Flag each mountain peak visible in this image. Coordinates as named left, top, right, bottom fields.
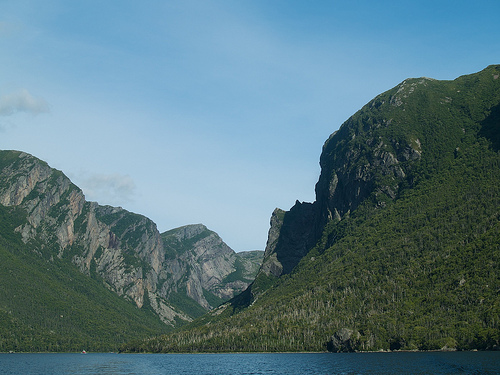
left=163, top=223, right=209, bottom=242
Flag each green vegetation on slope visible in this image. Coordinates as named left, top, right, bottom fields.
left=0, top=205, right=170, bottom=353
left=161, top=226, right=214, bottom=259
left=122, top=139, right=500, bottom=353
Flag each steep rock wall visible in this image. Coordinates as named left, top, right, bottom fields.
left=161, top=224, right=263, bottom=311
left=0, top=150, right=263, bottom=325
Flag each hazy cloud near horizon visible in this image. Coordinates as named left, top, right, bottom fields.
left=0, top=89, right=50, bottom=116
left=73, top=172, right=137, bottom=207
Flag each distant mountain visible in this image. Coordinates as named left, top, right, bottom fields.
left=160, top=224, right=263, bottom=317
left=123, top=65, right=500, bottom=353
left=0, top=151, right=263, bottom=351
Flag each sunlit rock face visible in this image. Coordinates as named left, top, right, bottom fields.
left=161, top=224, right=264, bottom=310
left=0, top=150, right=263, bottom=326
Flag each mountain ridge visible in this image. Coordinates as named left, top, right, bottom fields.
left=0, top=151, right=263, bottom=350
left=252, top=64, right=500, bottom=298
left=122, top=64, right=500, bottom=353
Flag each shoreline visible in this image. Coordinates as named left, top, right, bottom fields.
left=2, top=348, right=494, bottom=355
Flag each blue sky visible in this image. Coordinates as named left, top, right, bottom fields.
left=1, top=0, right=499, bottom=251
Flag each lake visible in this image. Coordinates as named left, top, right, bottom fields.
left=1, top=352, right=499, bottom=374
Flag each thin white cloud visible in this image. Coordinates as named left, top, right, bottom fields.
left=0, top=89, right=50, bottom=116
left=77, top=173, right=136, bottom=207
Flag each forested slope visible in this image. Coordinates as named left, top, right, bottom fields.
left=121, top=65, right=500, bottom=353
left=0, top=205, right=170, bottom=352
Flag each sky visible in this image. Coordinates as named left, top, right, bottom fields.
left=0, top=0, right=499, bottom=252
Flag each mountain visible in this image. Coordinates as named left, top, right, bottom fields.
left=160, top=224, right=263, bottom=317
left=122, top=65, right=500, bottom=353
left=0, top=151, right=263, bottom=351
left=0, top=198, right=170, bottom=352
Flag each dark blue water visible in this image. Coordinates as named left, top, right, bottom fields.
left=1, top=352, right=499, bottom=374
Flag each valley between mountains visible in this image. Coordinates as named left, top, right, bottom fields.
left=1, top=65, right=499, bottom=352
left=0, top=152, right=263, bottom=351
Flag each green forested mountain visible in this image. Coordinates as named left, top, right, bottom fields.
left=122, top=65, right=500, bottom=353
left=0, top=151, right=262, bottom=352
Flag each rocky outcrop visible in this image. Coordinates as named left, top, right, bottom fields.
left=70, top=203, right=167, bottom=312
left=161, top=224, right=263, bottom=312
left=326, top=328, right=361, bottom=353
left=0, top=150, right=263, bottom=326
left=315, top=109, right=422, bottom=223
left=260, top=203, right=320, bottom=277
left=260, top=208, right=285, bottom=277
left=0, top=151, right=86, bottom=255
left=0, top=151, right=171, bottom=320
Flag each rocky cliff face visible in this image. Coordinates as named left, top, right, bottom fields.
left=257, top=78, right=431, bottom=280
left=260, top=203, right=320, bottom=277
left=0, top=151, right=86, bottom=256
left=258, top=65, right=500, bottom=285
left=161, top=224, right=263, bottom=312
left=0, top=150, right=263, bottom=325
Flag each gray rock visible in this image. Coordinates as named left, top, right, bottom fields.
left=0, top=150, right=263, bottom=326
left=326, top=328, right=361, bottom=352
